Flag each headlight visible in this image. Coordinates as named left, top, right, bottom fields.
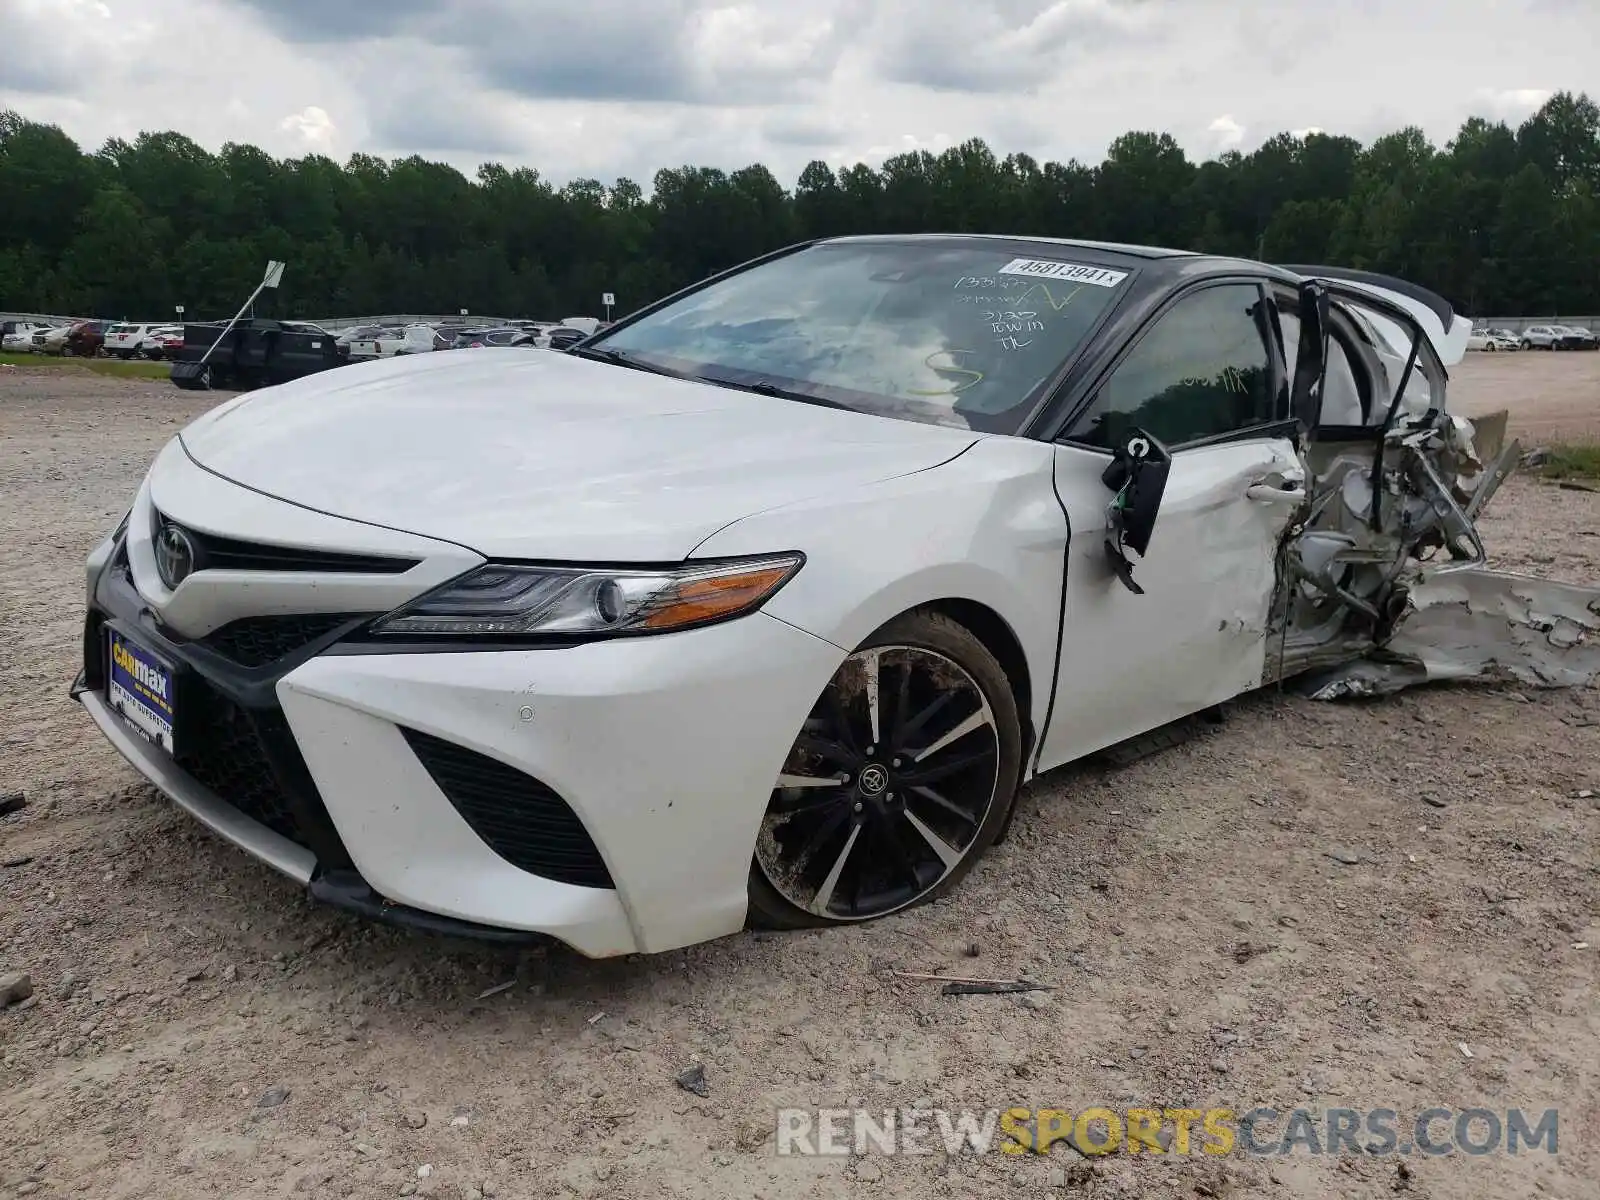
left=369, top=553, right=804, bottom=638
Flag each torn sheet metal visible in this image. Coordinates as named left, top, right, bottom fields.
left=1298, top=568, right=1600, bottom=699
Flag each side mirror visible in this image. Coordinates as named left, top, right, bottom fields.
left=1100, top=430, right=1171, bottom=595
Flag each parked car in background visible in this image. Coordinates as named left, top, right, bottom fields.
left=545, top=326, right=590, bottom=351
left=104, top=323, right=166, bottom=359
left=136, top=326, right=183, bottom=360
left=65, top=320, right=108, bottom=357
left=452, top=326, right=530, bottom=349
left=1520, top=324, right=1565, bottom=349
left=32, top=324, right=74, bottom=354
left=1486, top=328, right=1521, bottom=348
left=472, top=327, right=529, bottom=348
left=347, top=323, right=448, bottom=360
left=559, top=316, right=601, bottom=336
left=333, top=325, right=387, bottom=360
left=514, top=321, right=562, bottom=344
left=1, top=320, right=44, bottom=353
left=169, top=318, right=344, bottom=390
left=1466, top=327, right=1518, bottom=352
left=1552, top=324, right=1597, bottom=351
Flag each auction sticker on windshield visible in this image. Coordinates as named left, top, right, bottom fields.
left=106, top=628, right=177, bottom=754
left=998, top=259, right=1129, bottom=288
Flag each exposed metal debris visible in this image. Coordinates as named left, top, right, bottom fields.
left=1269, top=407, right=1523, bottom=683
left=1298, top=568, right=1600, bottom=699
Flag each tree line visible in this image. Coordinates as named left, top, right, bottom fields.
left=2, top=93, right=1598, bottom=323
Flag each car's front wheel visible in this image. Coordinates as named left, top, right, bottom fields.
left=748, top=610, right=1021, bottom=929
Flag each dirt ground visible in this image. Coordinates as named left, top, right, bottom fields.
left=1, top=352, right=1597, bottom=1200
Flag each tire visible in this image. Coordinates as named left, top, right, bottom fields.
left=1521, top=341, right=1532, bottom=350
left=746, top=608, right=1022, bottom=930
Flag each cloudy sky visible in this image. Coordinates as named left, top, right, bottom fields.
left=2, top=0, right=1595, bottom=187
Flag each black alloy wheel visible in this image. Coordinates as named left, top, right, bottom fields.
left=749, top=611, right=1021, bottom=927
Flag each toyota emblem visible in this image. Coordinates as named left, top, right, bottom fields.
left=857, top=764, right=890, bottom=796
left=154, top=522, right=196, bottom=590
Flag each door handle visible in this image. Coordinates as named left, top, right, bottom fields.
left=1245, top=480, right=1304, bottom=503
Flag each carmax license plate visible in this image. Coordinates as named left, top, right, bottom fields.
left=106, top=627, right=177, bottom=755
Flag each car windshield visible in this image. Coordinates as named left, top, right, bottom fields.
left=588, top=240, right=1131, bottom=433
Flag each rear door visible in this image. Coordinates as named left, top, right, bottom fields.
left=1039, top=278, right=1304, bottom=767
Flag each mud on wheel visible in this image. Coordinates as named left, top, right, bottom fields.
left=748, top=610, right=1022, bottom=928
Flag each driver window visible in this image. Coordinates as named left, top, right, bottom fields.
left=1067, top=284, right=1274, bottom=450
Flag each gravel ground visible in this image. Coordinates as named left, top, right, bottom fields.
left=1, top=354, right=1597, bottom=1200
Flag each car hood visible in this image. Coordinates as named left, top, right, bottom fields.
left=179, top=348, right=980, bottom=561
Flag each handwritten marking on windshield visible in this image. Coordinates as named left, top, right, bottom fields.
left=907, top=349, right=985, bottom=396
left=1017, top=282, right=1085, bottom=312
left=984, top=310, right=1045, bottom=335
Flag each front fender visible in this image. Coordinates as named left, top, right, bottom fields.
left=692, top=435, right=1067, bottom=757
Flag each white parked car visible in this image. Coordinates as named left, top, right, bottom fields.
left=104, top=323, right=166, bottom=359
left=1, top=320, right=45, bottom=353
left=346, top=323, right=447, bottom=359
left=31, top=324, right=74, bottom=354
left=75, top=237, right=1512, bottom=958
left=1466, top=328, right=1517, bottom=352
left=135, top=326, right=183, bottom=360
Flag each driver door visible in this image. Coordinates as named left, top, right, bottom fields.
left=1037, top=280, right=1306, bottom=770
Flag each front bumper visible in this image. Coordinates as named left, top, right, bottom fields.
left=78, top=520, right=843, bottom=956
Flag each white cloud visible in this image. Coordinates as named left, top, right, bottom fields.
left=279, top=106, right=337, bottom=151
left=1206, top=115, right=1245, bottom=155
left=0, top=0, right=1596, bottom=185
left=1473, top=88, right=1556, bottom=122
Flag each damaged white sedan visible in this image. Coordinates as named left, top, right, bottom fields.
left=75, top=235, right=1568, bottom=957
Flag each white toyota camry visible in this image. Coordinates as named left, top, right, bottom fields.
left=75, top=235, right=1509, bottom=957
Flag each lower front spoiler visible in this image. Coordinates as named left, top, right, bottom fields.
left=73, top=670, right=545, bottom=946
left=74, top=673, right=315, bottom=883
left=309, top=870, right=546, bottom=945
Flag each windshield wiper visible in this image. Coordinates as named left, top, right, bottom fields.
left=713, top=378, right=855, bottom=411
left=569, top=345, right=691, bottom=380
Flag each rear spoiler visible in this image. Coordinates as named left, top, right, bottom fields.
left=1278, top=264, right=1471, bottom=367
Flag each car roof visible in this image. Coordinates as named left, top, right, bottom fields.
left=818, top=232, right=1198, bottom=260
left=809, top=233, right=1324, bottom=291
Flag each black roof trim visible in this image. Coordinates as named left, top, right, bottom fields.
left=1278, top=265, right=1455, bottom=331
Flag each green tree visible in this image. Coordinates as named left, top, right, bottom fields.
left=3, top=94, right=1600, bottom=320
left=58, top=185, right=168, bottom=315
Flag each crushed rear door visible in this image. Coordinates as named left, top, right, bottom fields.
left=1264, top=274, right=1524, bottom=686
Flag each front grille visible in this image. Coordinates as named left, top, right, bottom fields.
left=175, top=681, right=307, bottom=847
left=154, top=511, right=420, bottom=575
left=203, top=613, right=362, bottom=669
left=401, top=728, right=614, bottom=889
